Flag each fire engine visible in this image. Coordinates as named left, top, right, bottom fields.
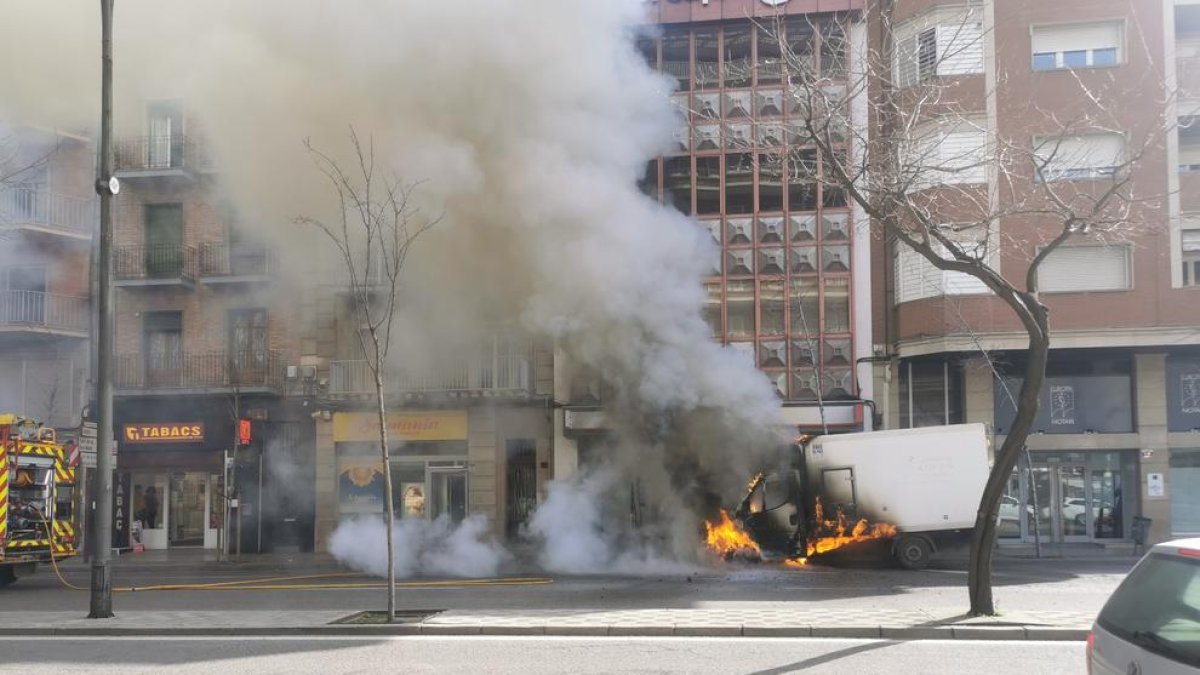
left=0, top=414, right=79, bottom=587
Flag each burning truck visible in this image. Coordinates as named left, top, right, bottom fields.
left=716, top=423, right=991, bottom=570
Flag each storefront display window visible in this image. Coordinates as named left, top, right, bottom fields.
left=1002, top=450, right=1136, bottom=543
left=1170, top=448, right=1200, bottom=536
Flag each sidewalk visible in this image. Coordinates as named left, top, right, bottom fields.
left=0, top=606, right=1092, bottom=641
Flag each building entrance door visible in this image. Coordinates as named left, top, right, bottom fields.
left=169, top=471, right=206, bottom=546
left=428, top=468, right=467, bottom=524
left=1026, top=464, right=1089, bottom=543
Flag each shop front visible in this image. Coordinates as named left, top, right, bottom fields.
left=999, top=450, right=1138, bottom=544
left=116, top=419, right=223, bottom=550
left=333, top=410, right=470, bottom=523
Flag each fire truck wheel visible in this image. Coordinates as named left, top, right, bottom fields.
left=0, top=567, right=16, bottom=588
left=894, top=535, right=932, bottom=570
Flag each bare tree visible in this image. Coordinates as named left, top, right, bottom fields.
left=298, top=129, right=436, bottom=622
left=723, top=6, right=1171, bottom=615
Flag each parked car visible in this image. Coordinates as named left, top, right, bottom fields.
left=1088, top=537, right=1200, bottom=674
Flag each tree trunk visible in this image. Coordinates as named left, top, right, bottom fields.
left=373, top=343, right=396, bottom=622
left=967, top=308, right=1049, bottom=616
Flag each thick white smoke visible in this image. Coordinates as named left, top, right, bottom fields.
left=329, top=515, right=510, bottom=579
left=1, top=0, right=784, bottom=563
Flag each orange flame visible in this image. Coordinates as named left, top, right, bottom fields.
left=807, top=518, right=898, bottom=557
left=704, top=509, right=761, bottom=559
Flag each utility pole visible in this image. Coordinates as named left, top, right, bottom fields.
left=89, top=0, right=117, bottom=619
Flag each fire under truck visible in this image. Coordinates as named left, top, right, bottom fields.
left=0, top=414, right=79, bottom=587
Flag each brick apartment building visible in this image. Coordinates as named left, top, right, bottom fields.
left=0, top=126, right=94, bottom=435
left=109, top=103, right=313, bottom=552
left=874, top=0, right=1200, bottom=549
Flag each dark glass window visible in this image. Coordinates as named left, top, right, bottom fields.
left=900, top=361, right=965, bottom=428
left=695, top=31, right=720, bottom=90
left=695, top=156, right=721, bottom=215
left=663, top=30, right=690, bottom=91
left=759, top=153, right=784, bottom=213
left=724, top=28, right=752, bottom=88
left=664, top=157, right=692, bottom=214
left=725, top=153, right=754, bottom=215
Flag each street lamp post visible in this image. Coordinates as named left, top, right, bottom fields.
left=89, top=0, right=117, bottom=619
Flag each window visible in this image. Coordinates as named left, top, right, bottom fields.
left=1183, top=221, right=1200, bottom=286
left=228, top=308, right=268, bottom=374
left=1035, top=132, right=1124, bottom=181
left=903, top=119, right=988, bottom=187
left=894, top=13, right=984, bottom=88
left=663, top=30, right=690, bottom=91
left=1031, top=21, right=1122, bottom=71
left=1038, top=245, right=1131, bottom=292
left=723, top=28, right=752, bottom=89
left=725, top=153, right=754, bottom=215
left=702, top=282, right=722, bottom=338
left=664, top=157, right=692, bottom=215
left=761, top=281, right=785, bottom=335
left=726, top=281, right=754, bottom=339
left=1170, top=449, right=1200, bottom=534
left=143, top=311, right=182, bottom=385
left=895, top=228, right=993, bottom=303
left=695, top=157, right=720, bottom=215
left=146, top=100, right=184, bottom=169
left=144, top=203, right=184, bottom=277
left=899, top=360, right=964, bottom=428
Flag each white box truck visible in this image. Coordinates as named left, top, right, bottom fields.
left=735, top=423, right=991, bottom=569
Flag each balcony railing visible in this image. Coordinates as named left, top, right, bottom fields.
left=0, top=291, right=88, bottom=333
left=330, top=349, right=532, bottom=396
left=114, top=244, right=198, bottom=283
left=116, top=350, right=284, bottom=392
left=0, top=188, right=95, bottom=236
left=199, top=242, right=273, bottom=279
left=114, top=135, right=207, bottom=174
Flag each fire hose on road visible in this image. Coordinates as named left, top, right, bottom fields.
left=31, top=508, right=552, bottom=593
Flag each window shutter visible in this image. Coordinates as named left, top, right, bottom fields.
left=937, top=21, right=984, bottom=75
left=1038, top=133, right=1124, bottom=179
left=1038, top=245, right=1130, bottom=292
left=1032, top=22, right=1121, bottom=55
left=895, top=32, right=918, bottom=87
left=896, top=246, right=943, bottom=303
left=939, top=129, right=987, bottom=183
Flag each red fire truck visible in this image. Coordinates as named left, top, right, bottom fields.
left=0, top=414, right=79, bottom=587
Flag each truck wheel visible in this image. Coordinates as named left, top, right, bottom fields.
left=0, top=567, right=16, bottom=588
left=894, top=536, right=932, bottom=570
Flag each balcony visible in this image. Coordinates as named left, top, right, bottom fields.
left=329, top=348, right=533, bottom=399
left=114, top=244, right=197, bottom=288
left=116, top=350, right=284, bottom=395
left=0, top=188, right=95, bottom=241
left=0, top=291, right=88, bottom=338
left=199, top=243, right=273, bottom=285
left=114, top=135, right=208, bottom=181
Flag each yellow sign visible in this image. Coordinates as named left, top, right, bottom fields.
left=123, top=423, right=205, bottom=444
left=332, top=411, right=468, bottom=443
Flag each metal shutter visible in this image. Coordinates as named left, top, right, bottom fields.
left=1038, top=245, right=1130, bottom=292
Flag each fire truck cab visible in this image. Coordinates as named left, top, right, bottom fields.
left=0, top=414, right=79, bottom=587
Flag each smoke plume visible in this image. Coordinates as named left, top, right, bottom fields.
left=329, top=515, right=510, bottom=579
left=0, top=0, right=784, bottom=561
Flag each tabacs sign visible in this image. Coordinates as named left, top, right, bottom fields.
left=123, top=423, right=205, bottom=444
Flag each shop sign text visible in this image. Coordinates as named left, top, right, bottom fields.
left=123, top=423, right=205, bottom=444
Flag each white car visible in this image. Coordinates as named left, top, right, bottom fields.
left=1088, top=537, right=1200, bottom=674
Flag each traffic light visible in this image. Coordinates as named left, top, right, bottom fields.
left=238, top=419, right=252, bottom=447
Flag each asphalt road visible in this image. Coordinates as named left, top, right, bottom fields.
left=0, top=555, right=1134, bottom=617
left=0, top=636, right=1085, bottom=674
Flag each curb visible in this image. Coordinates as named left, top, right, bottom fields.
left=0, top=624, right=1090, bottom=641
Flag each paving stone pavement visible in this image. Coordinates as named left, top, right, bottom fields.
left=0, top=606, right=1094, bottom=640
